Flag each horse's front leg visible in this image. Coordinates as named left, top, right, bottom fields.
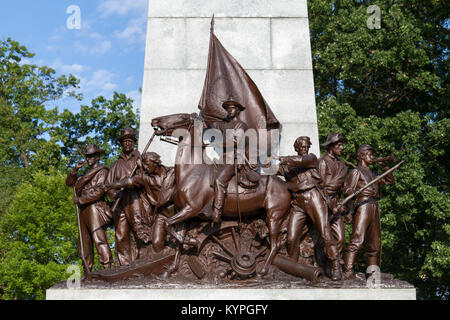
left=164, top=205, right=198, bottom=246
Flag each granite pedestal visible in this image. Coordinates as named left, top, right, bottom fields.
left=47, top=272, right=416, bottom=300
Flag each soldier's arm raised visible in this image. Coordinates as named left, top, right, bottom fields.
left=279, top=154, right=318, bottom=168
left=378, top=163, right=395, bottom=185
left=66, top=160, right=85, bottom=187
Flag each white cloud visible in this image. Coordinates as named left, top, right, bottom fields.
left=114, top=17, right=146, bottom=44
left=83, top=69, right=118, bottom=97
left=97, top=0, right=148, bottom=18
left=19, top=58, right=45, bottom=66
left=90, top=40, right=112, bottom=56
left=51, top=59, right=89, bottom=75
left=125, top=76, right=134, bottom=85
left=74, top=40, right=112, bottom=57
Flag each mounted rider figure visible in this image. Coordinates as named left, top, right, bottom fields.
left=209, top=99, right=248, bottom=223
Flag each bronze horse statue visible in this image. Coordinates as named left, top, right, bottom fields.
left=151, top=113, right=291, bottom=275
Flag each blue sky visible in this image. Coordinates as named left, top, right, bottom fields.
left=0, top=0, right=148, bottom=113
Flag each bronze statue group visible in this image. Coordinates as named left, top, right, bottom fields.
left=67, top=100, right=398, bottom=283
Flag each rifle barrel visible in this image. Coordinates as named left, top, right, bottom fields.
left=341, top=160, right=404, bottom=207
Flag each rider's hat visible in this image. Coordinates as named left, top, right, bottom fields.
left=222, top=99, right=245, bottom=111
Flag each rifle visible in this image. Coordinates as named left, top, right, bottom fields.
left=73, top=186, right=91, bottom=276
left=111, top=132, right=156, bottom=213
left=71, top=149, right=91, bottom=275
left=329, top=160, right=405, bottom=223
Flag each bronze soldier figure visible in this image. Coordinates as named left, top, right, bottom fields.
left=342, top=144, right=395, bottom=278
left=318, top=133, right=349, bottom=260
left=210, top=100, right=248, bottom=223
left=104, top=152, right=175, bottom=253
left=66, top=144, right=113, bottom=272
left=278, top=136, right=342, bottom=281
left=106, top=128, right=152, bottom=266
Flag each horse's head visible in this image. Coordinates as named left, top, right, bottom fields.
left=151, top=113, right=198, bottom=136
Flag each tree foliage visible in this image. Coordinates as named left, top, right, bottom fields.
left=310, top=1, right=449, bottom=299
left=0, top=38, right=81, bottom=169
left=55, top=93, right=139, bottom=167
left=0, top=170, right=78, bottom=300
left=309, top=0, right=448, bottom=119
left=0, top=39, right=139, bottom=300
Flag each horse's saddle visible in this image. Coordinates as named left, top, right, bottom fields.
left=238, top=168, right=260, bottom=189
left=199, top=164, right=261, bottom=219
left=210, top=163, right=261, bottom=192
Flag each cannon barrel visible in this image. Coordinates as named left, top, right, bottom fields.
left=273, top=255, right=322, bottom=282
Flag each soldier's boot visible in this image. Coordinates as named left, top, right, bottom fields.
left=212, top=180, right=227, bottom=223
left=343, top=251, right=357, bottom=279
left=331, top=259, right=343, bottom=281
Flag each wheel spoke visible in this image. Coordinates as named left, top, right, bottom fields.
left=213, top=251, right=232, bottom=263
left=231, top=227, right=240, bottom=251
left=211, top=235, right=236, bottom=256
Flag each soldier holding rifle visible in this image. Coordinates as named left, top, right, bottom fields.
left=104, top=152, right=175, bottom=253
left=105, top=128, right=153, bottom=266
left=318, top=133, right=349, bottom=261
left=341, top=144, right=396, bottom=279
left=66, top=144, right=113, bottom=273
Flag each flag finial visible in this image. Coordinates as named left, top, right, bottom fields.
left=210, top=14, right=215, bottom=34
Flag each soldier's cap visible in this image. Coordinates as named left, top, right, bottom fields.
left=357, top=144, right=375, bottom=155
left=321, top=133, right=348, bottom=147
left=82, top=144, right=104, bottom=156
left=294, top=136, right=312, bottom=148
left=118, top=128, right=138, bottom=142
left=142, top=152, right=161, bottom=164
left=222, top=99, right=245, bottom=111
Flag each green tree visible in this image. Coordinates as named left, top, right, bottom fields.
left=309, top=0, right=449, bottom=299
left=309, top=0, right=447, bottom=119
left=55, top=92, right=140, bottom=168
left=0, top=170, right=79, bottom=300
left=0, top=38, right=139, bottom=300
left=0, top=38, right=81, bottom=169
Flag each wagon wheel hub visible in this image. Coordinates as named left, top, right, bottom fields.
left=211, top=226, right=267, bottom=280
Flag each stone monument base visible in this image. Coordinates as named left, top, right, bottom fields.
left=47, top=287, right=415, bottom=300
left=46, top=272, right=416, bottom=300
